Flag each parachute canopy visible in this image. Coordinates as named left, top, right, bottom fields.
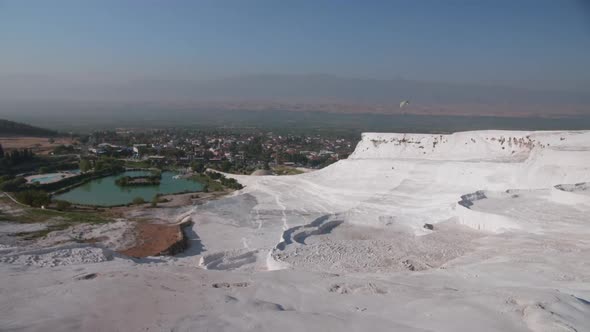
left=399, top=100, right=410, bottom=108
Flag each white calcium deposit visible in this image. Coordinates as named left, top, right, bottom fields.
left=1, top=130, right=589, bottom=332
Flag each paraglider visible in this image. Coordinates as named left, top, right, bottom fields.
left=399, top=100, right=410, bottom=108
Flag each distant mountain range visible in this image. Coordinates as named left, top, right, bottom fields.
left=1, top=74, right=588, bottom=118
left=0, top=119, right=58, bottom=137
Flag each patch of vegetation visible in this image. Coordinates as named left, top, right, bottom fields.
left=14, top=223, right=71, bottom=240
left=0, top=205, right=110, bottom=224
left=15, top=190, right=51, bottom=207
left=277, top=151, right=309, bottom=165
left=150, top=194, right=169, bottom=207
left=52, top=144, right=76, bottom=155
left=124, top=160, right=152, bottom=169
left=219, top=175, right=243, bottom=190
left=191, top=173, right=224, bottom=192
left=0, top=177, right=26, bottom=191
left=38, top=166, right=50, bottom=174
left=12, top=209, right=112, bottom=240
left=0, top=119, right=58, bottom=137
left=1, top=146, right=78, bottom=178
left=116, top=169, right=161, bottom=187
left=54, top=200, right=72, bottom=211
left=0, top=147, right=36, bottom=175
left=190, top=161, right=206, bottom=173
left=191, top=171, right=243, bottom=191
left=0, top=191, right=112, bottom=240
left=273, top=166, right=304, bottom=175
left=94, top=156, right=125, bottom=173
left=132, top=197, right=146, bottom=205
left=116, top=174, right=161, bottom=186
left=79, top=158, right=91, bottom=172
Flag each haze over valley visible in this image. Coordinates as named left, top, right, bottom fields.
left=2, top=74, right=590, bottom=127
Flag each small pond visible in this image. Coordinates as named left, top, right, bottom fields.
left=54, top=171, right=202, bottom=206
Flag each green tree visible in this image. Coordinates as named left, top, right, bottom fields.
left=220, top=160, right=232, bottom=172
left=79, top=159, right=91, bottom=172
left=191, top=161, right=206, bottom=173
left=0, top=177, right=26, bottom=191
left=203, top=150, right=214, bottom=161
left=132, top=197, right=146, bottom=205
left=55, top=200, right=72, bottom=211
left=94, top=157, right=124, bottom=173
left=245, top=136, right=264, bottom=159
left=229, top=141, right=238, bottom=154
left=0, top=175, right=13, bottom=183
left=15, top=190, right=51, bottom=207
left=52, top=145, right=75, bottom=155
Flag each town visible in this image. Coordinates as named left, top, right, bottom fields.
left=0, top=121, right=358, bottom=211
left=78, top=129, right=356, bottom=175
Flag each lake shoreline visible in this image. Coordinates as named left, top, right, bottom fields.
left=53, top=170, right=204, bottom=207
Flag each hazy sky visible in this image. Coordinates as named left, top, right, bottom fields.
left=1, top=0, right=589, bottom=91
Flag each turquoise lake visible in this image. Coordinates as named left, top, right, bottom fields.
left=54, top=171, right=203, bottom=206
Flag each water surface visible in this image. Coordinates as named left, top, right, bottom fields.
left=54, top=171, right=202, bottom=206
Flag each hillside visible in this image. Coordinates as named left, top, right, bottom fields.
left=0, top=119, right=58, bottom=137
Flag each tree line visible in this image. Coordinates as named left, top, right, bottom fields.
left=0, top=119, right=58, bottom=137
left=0, top=145, right=35, bottom=165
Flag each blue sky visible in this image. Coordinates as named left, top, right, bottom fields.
left=1, top=0, right=589, bottom=91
